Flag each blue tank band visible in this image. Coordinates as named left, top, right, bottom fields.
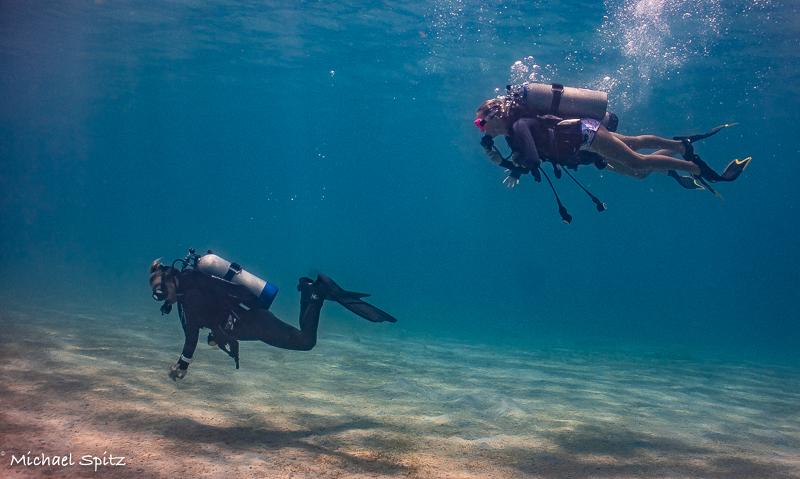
left=259, top=282, right=279, bottom=309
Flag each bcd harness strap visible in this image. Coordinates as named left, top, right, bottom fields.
left=550, top=83, right=564, bottom=115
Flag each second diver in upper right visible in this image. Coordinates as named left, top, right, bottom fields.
left=475, top=83, right=750, bottom=202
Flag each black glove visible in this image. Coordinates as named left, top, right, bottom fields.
left=480, top=135, right=494, bottom=149
left=532, top=168, right=541, bottom=182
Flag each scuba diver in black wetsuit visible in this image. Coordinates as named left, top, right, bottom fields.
left=475, top=83, right=751, bottom=223
left=149, top=249, right=397, bottom=380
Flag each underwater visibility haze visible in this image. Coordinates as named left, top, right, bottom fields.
left=2, top=0, right=798, bottom=355
left=1, top=0, right=800, bottom=477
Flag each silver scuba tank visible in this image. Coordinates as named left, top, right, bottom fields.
left=513, top=83, right=608, bottom=121
left=195, top=253, right=279, bottom=309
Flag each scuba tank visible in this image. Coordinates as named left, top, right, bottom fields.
left=508, top=82, right=609, bottom=121
left=191, top=250, right=279, bottom=310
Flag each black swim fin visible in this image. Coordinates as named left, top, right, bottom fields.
left=298, top=277, right=370, bottom=300
left=314, top=274, right=398, bottom=323
left=675, top=123, right=738, bottom=170
left=673, top=123, right=737, bottom=145
left=691, top=157, right=749, bottom=195
left=667, top=170, right=704, bottom=190
left=689, top=152, right=749, bottom=184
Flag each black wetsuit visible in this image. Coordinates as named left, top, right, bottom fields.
left=173, top=270, right=322, bottom=370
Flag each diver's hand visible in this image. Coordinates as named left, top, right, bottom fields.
left=480, top=135, right=494, bottom=149
left=532, top=168, right=541, bottom=183
left=503, top=169, right=521, bottom=188
left=168, top=363, right=188, bottom=381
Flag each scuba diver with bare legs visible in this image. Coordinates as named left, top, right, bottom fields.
left=475, top=83, right=751, bottom=223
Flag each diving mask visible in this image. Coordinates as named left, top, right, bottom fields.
left=152, top=287, right=168, bottom=301
left=473, top=110, right=496, bottom=132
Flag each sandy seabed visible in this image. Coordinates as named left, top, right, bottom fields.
left=1, top=304, right=799, bottom=479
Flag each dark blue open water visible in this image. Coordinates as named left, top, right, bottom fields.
left=1, top=0, right=799, bottom=362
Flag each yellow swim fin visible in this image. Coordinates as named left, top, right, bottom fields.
left=721, top=157, right=751, bottom=181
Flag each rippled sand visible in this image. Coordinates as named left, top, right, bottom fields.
left=2, top=305, right=799, bottom=478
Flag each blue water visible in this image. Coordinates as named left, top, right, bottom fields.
left=1, top=0, right=798, bottom=363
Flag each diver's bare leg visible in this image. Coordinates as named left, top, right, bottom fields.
left=592, top=127, right=701, bottom=175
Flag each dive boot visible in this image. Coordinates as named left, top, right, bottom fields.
left=676, top=145, right=726, bottom=197
left=675, top=139, right=727, bottom=184
left=686, top=150, right=750, bottom=184
left=686, top=150, right=728, bottom=183
left=297, top=277, right=329, bottom=305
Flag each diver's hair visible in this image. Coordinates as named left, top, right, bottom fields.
left=149, top=259, right=163, bottom=274
left=149, top=259, right=179, bottom=282
left=476, top=97, right=524, bottom=125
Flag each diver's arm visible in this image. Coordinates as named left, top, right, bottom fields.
left=179, top=323, right=200, bottom=368
left=168, top=298, right=201, bottom=380
left=485, top=148, right=504, bottom=165
left=512, top=119, right=542, bottom=170
left=481, top=135, right=530, bottom=187
left=480, top=135, right=504, bottom=165
left=168, top=325, right=198, bottom=381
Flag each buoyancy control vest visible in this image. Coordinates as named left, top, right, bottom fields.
left=493, top=83, right=619, bottom=167
left=534, top=116, right=592, bottom=165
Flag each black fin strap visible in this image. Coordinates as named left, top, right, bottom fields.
left=540, top=167, right=572, bottom=225
left=563, top=169, right=607, bottom=212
